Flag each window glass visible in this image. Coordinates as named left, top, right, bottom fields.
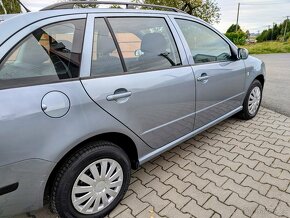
left=91, top=18, right=124, bottom=77
left=176, top=19, right=233, bottom=64
left=108, top=17, right=181, bottom=72
left=0, top=19, right=85, bottom=87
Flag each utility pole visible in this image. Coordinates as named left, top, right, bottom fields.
left=236, top=3, right=240, bottom=32
left=283, top=16, right=289, bottom=41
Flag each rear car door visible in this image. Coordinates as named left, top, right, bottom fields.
left=172, top=17, right=246, bottom=129
left=81, top=14, right=196, bottom=148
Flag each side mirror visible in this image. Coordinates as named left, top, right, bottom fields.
left=238, top=48, right=249, bottom=60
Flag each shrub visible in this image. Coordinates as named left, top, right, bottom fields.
left=225, top=31, right=247, bottom=45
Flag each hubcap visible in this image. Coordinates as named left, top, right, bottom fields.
left=248, top=86, right=261, bottom=115
left=71, top=159, right=123, bottom=215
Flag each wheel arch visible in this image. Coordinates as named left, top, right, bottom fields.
left=43, top=132, right=139, bottom=204
left=255, top=74, right=265, bottom=88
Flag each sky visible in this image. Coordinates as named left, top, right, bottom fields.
left=21, top=0, right=290, bottom=33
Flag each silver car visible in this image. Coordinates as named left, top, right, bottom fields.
left=0, top=2, right=265, bottom=217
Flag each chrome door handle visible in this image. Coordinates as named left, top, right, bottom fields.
left=107, top=91, right=132, bottom=101
left=197, top=75, right=210, bottom=82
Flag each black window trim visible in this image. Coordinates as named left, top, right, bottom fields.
left=174, top=17, right=239, bottom=66
left=0, top=18, right=86, bottom=90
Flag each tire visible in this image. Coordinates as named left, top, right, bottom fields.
left=238, top=79, right=263, bottom=120
left=50, top=141, right=131, bottom=218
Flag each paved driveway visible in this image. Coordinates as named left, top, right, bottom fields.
left=14, top=107, right=290, bottom=218
left=254, top=53, right=290, bottom=117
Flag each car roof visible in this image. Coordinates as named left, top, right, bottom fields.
left=0, top=8, right=195, bottom=46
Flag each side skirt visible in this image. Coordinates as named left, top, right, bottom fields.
left=139, top=106, right=243, bottom=165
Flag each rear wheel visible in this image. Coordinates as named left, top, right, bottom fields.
left=51, top=141, right=131, bottom=218
left=238, top=79, right=262, bottom=120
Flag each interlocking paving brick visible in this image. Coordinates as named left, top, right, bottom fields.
left=226, top=192, right=258, bottom=216
left=200, top=150, right=222, bottom=163
left=184, top=153, right=207, bottom=165
left=274, top=201, right=290, bottom=217
left=132, top=168, right=155, bottom=185
left=108, top=204, right=128, bottom=218
left=241, top=176, right=270, bottom=195
left=168, top=154, right=190, bottom=168
left=114, top=208, right=135, bottom=218
left=122, top=193, right=149, bottom=216
left=252, top=205, right=280, bottom=218
left=202, top=170, right=227, bottom=187
left=216, top=148, right=238, bottom=161
left=184, top=162, right=207, bottom=176
left=246, top=144, right=268, bottom=155
left=260, top=173, right=289, bottom=191
left=231, top=146, right=253, bottom=158
left=201, top=159, right=225, bottom=174
left=255, top=162, right=282, bottom=177
left=141, top=191, right=170, bottom=212
left=203, top=196, right=236, bottom=218
left=152, top=156, right=174, bottom=170
left=267, top=186, right=290, bottom=205
left=159, top=203, right=191, bottom=218
left=246, top=190, right=278, bottom=212
left=228, top=139, right=249, bottom=149
left=129, top=180, right=153, bottom=199
left=219, top=167, right=246, bottom=184
left=183, top=185, right=211, bottom=205
left=250, top=152, right=274, bottom=166
left=182, top=200, right=214, bottom=218
left=222, top=179, right=251, bottom=198
left=237, top=164, right=264, bottom=181
left=167, top=164, right=191, bottom=180
left=164, top=175, right=190, bottom=193
left=203, top=182, right=231, bottom=202
left=217, top=157, right=241, bottom=171
left=141, top=161, right=158, bottom=173
left=231, top=209, right=248, bottom=218
left=272, top=158, right=290, bottom=171
left=150, top=166, right=173, bottom=182
left=146, top=177, right=171, bottom=196
left=266, top=150, right=290, bottom=162
left=234, top=155, right=259, bottom=169
left=184, top=172, right=210, bottom=190
left=162, top=188, right=190, bottom=209
left=260, top=141, right=283, bottom=153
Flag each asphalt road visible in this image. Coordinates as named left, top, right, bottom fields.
left=254, top=53, right=290, bottom=117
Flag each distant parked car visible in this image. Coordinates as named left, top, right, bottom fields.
left=0, top=2, right=265, bottom=218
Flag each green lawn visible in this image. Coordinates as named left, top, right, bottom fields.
left=242, top=41, right=290, bottom=54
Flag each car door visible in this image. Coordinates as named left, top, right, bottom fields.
left=0, top=15, right=88, bottom=165
left=172, top=17, right=246, bottom=129
left=81, top=14, right=196, bottom=148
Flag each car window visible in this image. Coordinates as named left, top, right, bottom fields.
left=108, top=17, right=181, bottom=72
left=0, top=19, right=85, bottom=88
left=175, top=19, right=233, bottom=64
left=91, top=18, right=124, bottom=77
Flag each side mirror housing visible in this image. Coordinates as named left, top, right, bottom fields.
left=238, top=48, right=249, bottom=60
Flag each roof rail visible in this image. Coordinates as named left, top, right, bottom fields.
left=41, top=1, right=186, bottom=13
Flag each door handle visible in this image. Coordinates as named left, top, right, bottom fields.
left=197, top=74, right=210, bottom=82
left=107, top=91, right=132, bottom=101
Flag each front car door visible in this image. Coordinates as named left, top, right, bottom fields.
left=81, top=14, right=196, bottom=148
left=171, top=16, right=246, bottom=129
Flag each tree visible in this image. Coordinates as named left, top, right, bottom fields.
left=226, top=24, right=242, bottom=33
left=0, top=0, right=21, bottom=14
left=134, top=0, right=220, bottom=24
